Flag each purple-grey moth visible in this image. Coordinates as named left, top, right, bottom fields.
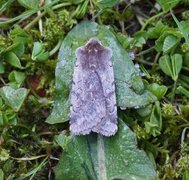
left=70, top=38, right=117, bottom=136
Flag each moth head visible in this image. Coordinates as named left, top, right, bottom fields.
left=85, top=38, right=104, bottom=53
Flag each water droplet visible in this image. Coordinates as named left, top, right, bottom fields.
left=120, top=106, right=126, bottom=110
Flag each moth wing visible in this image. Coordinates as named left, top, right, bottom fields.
left=92, top=47, right=118, bottom=136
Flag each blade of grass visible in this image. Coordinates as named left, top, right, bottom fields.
left=0, top=0, right=61, bottom=27
left=171, top=10, right=189, bottom=46
left=18, top=156, right=48, bottom=180
left=0, top=0, right=15, bottom=13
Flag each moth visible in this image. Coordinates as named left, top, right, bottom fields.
left=70, top=38, right=117, bottom=136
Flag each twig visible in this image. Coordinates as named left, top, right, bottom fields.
left=134, top=57, right=153, bottom=66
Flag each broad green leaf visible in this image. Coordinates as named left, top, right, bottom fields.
left=46, top=21, right=156, bottom=124
left=18, top=0, right=39, bottom=9
left=163, top=35, right=179, bottom=53
left=145, top=101, right=162, bottom=137
left=4, top=52, right=23, bottom=69
left=96, top=0, right=121, bottom=9
left=157, top=0, right=180, bottom=11
left=55, top=119, right=156, bottom=179
left=0, top=86, right=28, bottom=112
left=147, top=83, right=168, bottom=100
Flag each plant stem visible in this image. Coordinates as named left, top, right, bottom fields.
left=49, top=38, right=63, bottom=56
left=171, top=79, right=178, bottom=103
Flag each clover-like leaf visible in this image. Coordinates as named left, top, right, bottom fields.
left=32, top=42, right=49, bottom=62
left=163, top=35, right=180, bottom=53
left=159, top=53, right=182, bottom=81
left=0, top=86, right=29, bottom=112
left=4, top=51, right=23, bottom=69
left=147, top=83, right=168, bottom=100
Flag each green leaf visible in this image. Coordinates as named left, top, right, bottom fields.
left=147, top=83, right=168, bottom=100
left=116, top=32, right=130, bottom=49
left=147, top=21, right=169, bottom=39
left=32, top=42, right=49, bottom=62
left=55, top=134, right=72, bottom=150
left=8, top=71, right=26, bottom=88
left=0, top=86, right=28, bottom=112
left=96, top=0, right=121, bottom=9
left=0, top=112, right=3, bottom=126
left=137, top=104, right=153, bottom=118
left=159, top=55, right=172, bottom=77
left=4, top=52, right=23, bottom=69
left=171, top=11, right=189, bottom=46
left=17, top=0, right=39, bottom=9
left=0, top=61, right=4, bottom=74
left=176, top=86, right=189, bottom=98
left=10, top=25, right=31, bottom=44
left=55, top=119, right=156, bottom=179
left=145, top=101, right=162, bottom=137
left=0, top=169, right=4, bottom=180
left=8, top=71, right=25, bottom=84
left=5, top=43, right=25, bottom=57
left=159, top=54, right=182, bottom=81
left=155, top=31, right=182, bottom=52
left=157, top=0, right=180, bottom=11
left=163, top=35, right=179, bottom=53
left=171, top=53, right=182, bottom=80
left=46, top=21, right=156, bottom=124
left=132, top=31, right=148, bottom=48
